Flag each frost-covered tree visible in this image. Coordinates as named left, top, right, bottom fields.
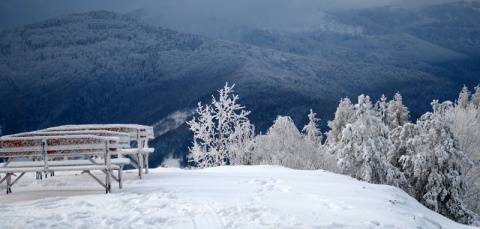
left=302, top=109, right=323, bottom=148
left=389, top=123, right=418, bottom=170
left=386, top=92, right=411, bottom=169
left=334, top=95, right=404, bottom=186
left=188, top=103, right=216, bottom=168
left=251, top=116, right=317, bottom=170
left=187, top=83, right=254, bottom=168
left=375, top=94, right=389, bottom=125
left=447, top=86, right=480, bottom=216
left=457, top=85, right=471, bottom=109
left=471, top=85, right=480, bottom=108
left=450, top=87, right=480, bottom=159
left=326, top=98, right=355, bottom=144
left=227, top=120, right=255, bottom=166
left=449, top=105, right=480, bottom=216
left=399, top=100, right=479, bottom=225
left=387, top=92, right=410, bottom=129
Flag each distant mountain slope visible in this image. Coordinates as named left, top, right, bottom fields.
left=0, top=9, right=475, bottom=165
left=237, top=2, right=480, bottom=83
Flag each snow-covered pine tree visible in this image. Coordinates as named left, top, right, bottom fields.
left=251, top=116, right=317, bottom=170
left=335, top=95, right=403, bottom=186
left=187, top=83, right=254, bottom=168
left=389, top=123, right=418, bottom=171
left=375, top=94, right=389, bottom=125
left=471, top=85, right=480, bottom=108
left=302, top=109, right=323, bottom=148
left=399, top=100, right=479, bottom=225
left=386, top=92, right=410, bottom=129
left=457, top=85, right=471, bottom=109
left=326, top=97, right=355, bottom=144
left=386, top=93, right=411, bottom=171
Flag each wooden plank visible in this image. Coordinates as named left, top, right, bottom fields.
left=0, top=158, right=130, bottom=168
left=7, top=130, right=130, bottom=148
left=0, top=165, right=121, bottom=173
left=0, top=135, right=120, bottom=157
left=43, top=124, right=154, bottom=140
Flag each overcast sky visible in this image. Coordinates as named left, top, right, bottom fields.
left=0, top=0, right=469, bottom=32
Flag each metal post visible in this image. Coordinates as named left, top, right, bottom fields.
left=104, top=140, right=112, bottom=193
left=136, top=129, right=143, bottom=179
left=6, top=174, right=11, bottom=194
left=142, top=137, right=150, bottom=174
left=42, top=139, right=49, bottom=178
left=118, top=166, right=123, bottom=189
left=144, top=153, right=149, bottom=174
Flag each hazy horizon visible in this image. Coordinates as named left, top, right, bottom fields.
left=1, top=0, right=471, bottom=35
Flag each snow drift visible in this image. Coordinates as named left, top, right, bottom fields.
left=0, top=165, right=474, bottom=228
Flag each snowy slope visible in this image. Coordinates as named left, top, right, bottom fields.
left=0, top=166, right=475, bottom=228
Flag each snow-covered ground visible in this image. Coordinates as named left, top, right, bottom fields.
left=0, top=165, right=475, bottom=228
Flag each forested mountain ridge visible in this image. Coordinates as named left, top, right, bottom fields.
left=0, top=2, right=478, bottom=165
left=235, top=1, right=480, bottom=84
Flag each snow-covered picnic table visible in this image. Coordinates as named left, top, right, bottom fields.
left=0, top=124, right=155, bottom=194
left=42, top=124, right=155, bottom=178
left=0, top=135, right=126, bottom=194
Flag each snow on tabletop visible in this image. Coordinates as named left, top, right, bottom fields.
left=0, top=166, right=475, bottom=229
left=44, top=124, right=155, bottom=139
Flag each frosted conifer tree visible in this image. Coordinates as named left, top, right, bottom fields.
left=187, top=83, right=254, bottom=168
left=471, top=85, right=480, bottom=108
left=251, top=116, right=317, bottom=169
left=389, top=123, right=418, bottom=170
left=386, top=92, right=410, bottom=129
left=375, top=94, right=389, bottom=125
left=386, top=92, right=411, bottom=169
left=302, top=109, right=323, bottom=148
left=457, top=85, right=471, bottom=109
left=326, top=98, right=355, bottom=144
left=399, top=100, right=479, bottom=225
left=335, top=95, right=403, bottom=186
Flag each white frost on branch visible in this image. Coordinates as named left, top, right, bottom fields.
left=187, top=83, right=254, bottom=168
left=302, top=109, right=323, bottom=148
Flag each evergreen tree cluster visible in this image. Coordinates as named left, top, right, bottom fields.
left=188, top=83, right=480, bottom=225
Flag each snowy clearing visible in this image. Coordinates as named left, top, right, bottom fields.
left=0, top=165, right=474, bottom=228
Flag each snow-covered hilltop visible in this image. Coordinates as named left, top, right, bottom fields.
left=1, top=2, right=480, bottom=227
left=0, top=166, right=473, bottom=228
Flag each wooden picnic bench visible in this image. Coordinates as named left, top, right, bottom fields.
left=42, top=124, right=155, bottom=178
left=0, top=135, right=128, bottom=194
left=5, top=130, right=132, bottom=179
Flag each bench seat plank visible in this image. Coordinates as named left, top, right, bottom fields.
left=0, top=158, right=130, bottom=168
left=0, top=165, right=121, bottom=173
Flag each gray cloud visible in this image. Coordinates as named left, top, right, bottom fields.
left=131, top=0, right=468, bottom=38
left=0, top=0, right=145, bottom=29
left=0, top=0, right=469, bottom=33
